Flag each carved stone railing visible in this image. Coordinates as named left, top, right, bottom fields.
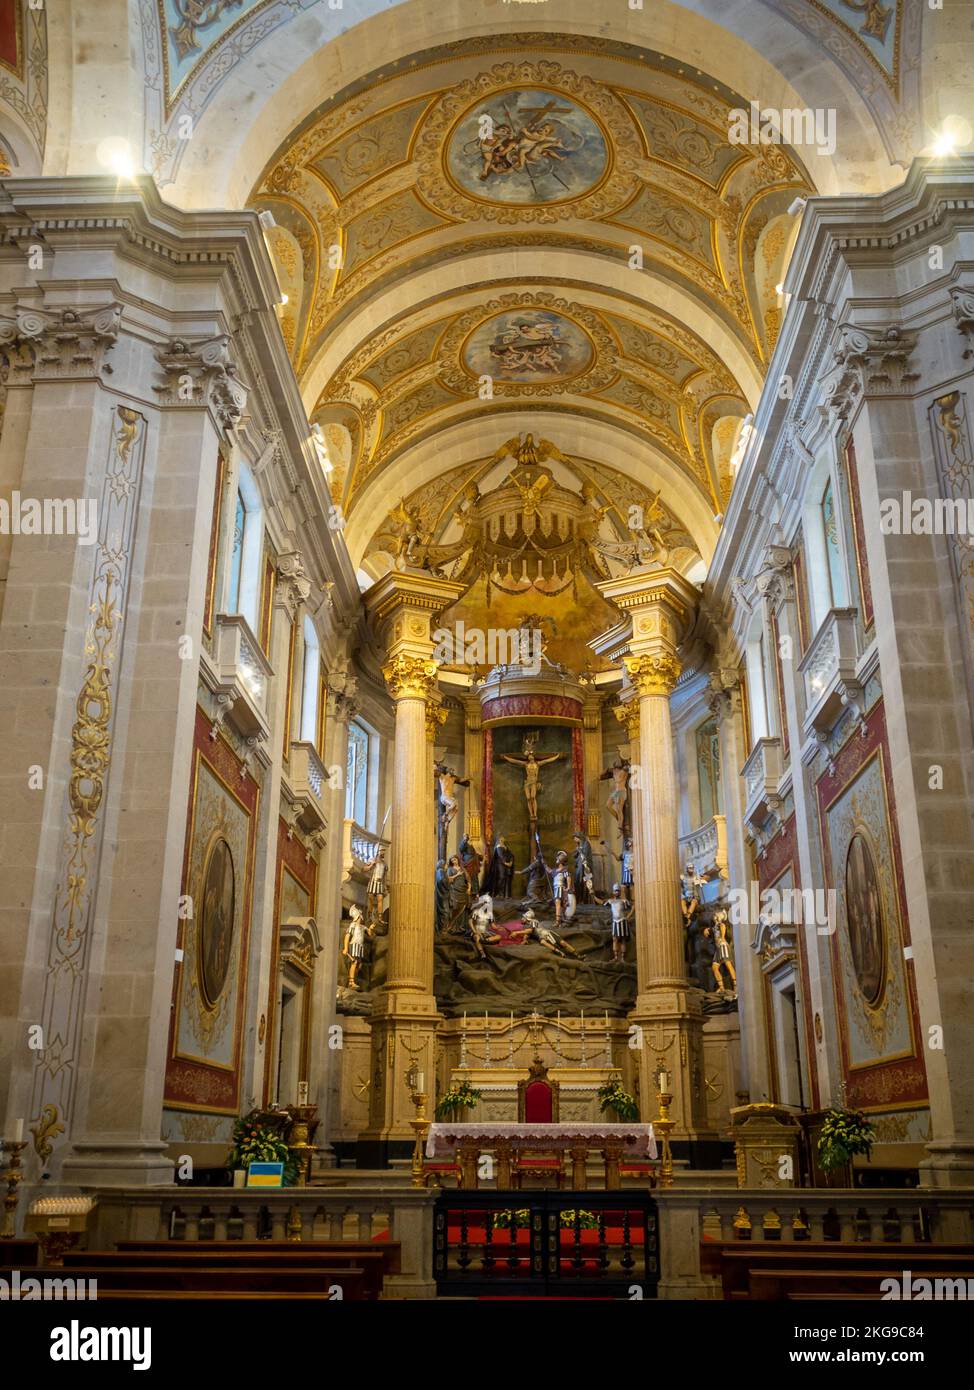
left=201, top=613, right=273, bottom=746
left=83, top=1186, right=436, bottom=1299
left=740, top=737, right=783, bottom=834
left=285, top=740, right=328, bottom=835
left=798, top=607, right=863, bottom=738
left=654, top=1187, right=974, bottom=1299
left=342, top=819, right=389, bottom=883
left=76, top=1183, right=974, bottom=1301
left=678, top=815, right=728, bottom=883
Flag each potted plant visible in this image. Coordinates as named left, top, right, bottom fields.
left=227, top=1108, right=298, bottom=1185
left=816, top=1106, right=875, bottom=1184
left=597, top=1079, right=639, bottom=1122
left=434, top=1079, right=481, bottom=1122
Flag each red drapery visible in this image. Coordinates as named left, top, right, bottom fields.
left=483, top=726, right=493, bottom=849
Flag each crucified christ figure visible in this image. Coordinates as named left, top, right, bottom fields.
left=500, top=743, right=563, bottom=823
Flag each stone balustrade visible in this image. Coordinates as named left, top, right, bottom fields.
left=678, top=814, right=728, bottom=883
left=798, top=606, right=864, bottom=738
left=655, top=1187, right=974, bottom=1298
left=72, top=1182, right=974, bottom=1300
left=84, top=1186, right=437, bottom=1299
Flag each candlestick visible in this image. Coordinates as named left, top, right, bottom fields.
left=409, top=1088, right=430, bottom=1188
left=580, top=1010, right=587, bottom=1067
left=655, top=1084, right=675, bottom=1189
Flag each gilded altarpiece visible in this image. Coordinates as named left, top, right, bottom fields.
left=165, top=706, right=259, bottom=1114
left=817, top=703, right=927, bottom=1119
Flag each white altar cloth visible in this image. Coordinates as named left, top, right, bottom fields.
left=426, top=1121, right=657, bottom=1160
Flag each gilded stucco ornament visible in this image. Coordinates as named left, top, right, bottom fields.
left=414, top=62, right=642, bottom=225
left=623, top=651, right=682, bottom=697
left=381, top=653, right=440, bottom=700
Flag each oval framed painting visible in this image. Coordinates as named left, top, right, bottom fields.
left=198, top=835, right=235, bottom=1011
left=844, top=830, right=887, bottom=1009
left=446, top=88, right=610, bottom=207
left=461, top=308, right=594, bottom=384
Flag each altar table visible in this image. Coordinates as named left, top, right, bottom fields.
left=426, top=1122, right=657, bottom=1190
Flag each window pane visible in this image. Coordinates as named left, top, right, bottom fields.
left=822, top=481, right=843, bottom=606
left=346, top=723, right=369, bottom=826
left=227, top=491, right=245, bottom=613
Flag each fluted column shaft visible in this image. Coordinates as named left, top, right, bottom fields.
left=628, top=666, right=685, bottom=988
left=387, top=681, right=436, bottom=992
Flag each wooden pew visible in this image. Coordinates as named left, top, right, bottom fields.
left=115, top=1239, right=402, bottom=1277
left=36, top=1264, right=368, bottom=1299
left=62, top=1248, right=387, bottom=1300
left=702, top=1241, right=974, bottom=1300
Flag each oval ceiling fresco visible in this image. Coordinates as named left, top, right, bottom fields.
left=445, top=87, right=609, bottom=206
left=461, top=308, right=595, bottom=383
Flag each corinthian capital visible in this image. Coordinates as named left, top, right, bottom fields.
left=154, top=333, right=249, bottom=431
left=0, top=303, right=122, bottom=380
left=950, top=287, right=974, bottom=356
left=613, top=699, right=641, bottom=739
left=382, top=653, right=439, bottom=700
left=821, top=321, right=919, bottom=423
left=624, top=651, right=681, bottom=697
left=426, top=701, right=449, bottom=743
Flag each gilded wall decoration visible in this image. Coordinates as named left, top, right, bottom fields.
left=262, top=815, right=318, bottom=1101
left=165, top=707, right=259, bottom=1114
left=28, top=405, right=148, bottom=1155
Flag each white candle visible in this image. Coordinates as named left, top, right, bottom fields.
left=297, top=1081, right=309, bottom=1106
left=13, top=1118, right=23, bottom=1142
left=416, top=1072, right=425, bottom=1094
left=659, top=1070, right=670, bottom=1093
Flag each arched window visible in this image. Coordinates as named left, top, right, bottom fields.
left=300, top=616, right=320, bottom=746
left=226, top=462, right=263, bottom=631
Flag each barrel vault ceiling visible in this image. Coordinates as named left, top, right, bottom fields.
left=249, top=34, right=817, bottom=572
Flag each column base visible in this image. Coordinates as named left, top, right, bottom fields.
left=60, top=1140, right=174, bottom=1187
left=919, top=1140, right=974, bottom=1188
left=360, top=993, right=441, bottom=1147
left=630, top=987, right=720, bottom=1148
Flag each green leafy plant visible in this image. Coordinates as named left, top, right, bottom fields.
left=597, top=1079, right=639, bottom=1122
left=227, top=1108, right=297, bottom=1184
left=434, top=1079, right=482, bottom=1120
left=817, top=1107, right=875, bottom=1173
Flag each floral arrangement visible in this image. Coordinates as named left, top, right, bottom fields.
left=227, top=1108, right=296, bottom=1184
left=434, top=1079, right=481, bottom=1121
left=817, top=1107, right=875, bottom=1173
left=597, top=1079, right=639, bottom=1122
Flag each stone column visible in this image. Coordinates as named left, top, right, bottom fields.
left=709, top=669, right=771, bottom=1105
left=598, top=569, right=713, bottom=1150
left=360, top=570, right=463, bottom=1155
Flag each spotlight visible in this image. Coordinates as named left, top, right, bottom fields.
left=96, top=137, right=136, bottom=179
left=932, top=116, right=972, bottom=157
